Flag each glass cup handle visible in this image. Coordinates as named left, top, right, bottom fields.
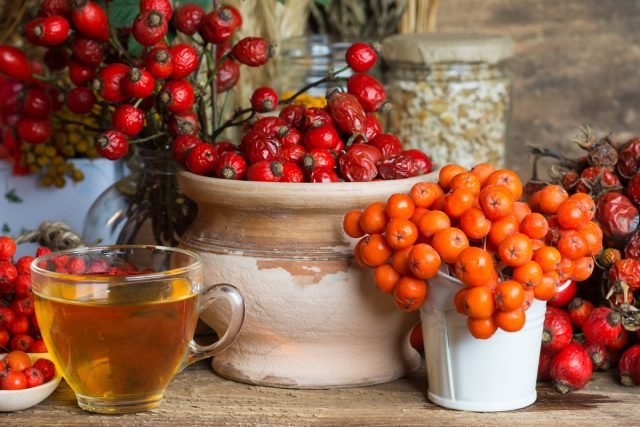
left=185, top=283, right=245, bottom=366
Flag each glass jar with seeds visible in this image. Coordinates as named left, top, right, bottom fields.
left=381, top=33, right=514, bottom=169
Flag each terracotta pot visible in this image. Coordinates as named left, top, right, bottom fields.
left=178, top=171, right=435, bottom=388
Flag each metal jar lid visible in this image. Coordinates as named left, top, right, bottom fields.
left=381, top=33, right=514, bottom=65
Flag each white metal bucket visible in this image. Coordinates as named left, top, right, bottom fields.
left=420, top=270, right=546, bottom=412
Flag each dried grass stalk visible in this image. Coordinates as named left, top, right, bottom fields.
left=399, top=0, right=439, bottom=33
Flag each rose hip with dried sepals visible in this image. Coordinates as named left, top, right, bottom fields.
left=542, top=306, right=573, bottom=352
left=215, top=151, right=247, bottom=180
left=16, top=117, right=52, bottom=144
left=0, top=306, right=15, bottom=328
left=301, top=148, right=336, bottom=174
left=279, top=104, right=306, bottom=129
left=66, top=87, right=96, bottom=114
left=303, top=124, right=341, bottom=150
left=170, top=44, right=198, bottom=80
left=538, top=349, right=556, bottom=381
left=404, top=149, right=433, bottom=175
left=71, top=0, right=109, bottom=42
left=215, top=58, right=240, bottom=92
left=0, top=46, right=32, bottom=82
left=19, top=89, right=51, bottom=119
left=281, top=162, right=304, bottom=183
left=242, top=133, right=281, bottom=164
left=33, top=358, right=56, bottom=382
left=583, top=341, right=608, bottom=371
left=24, top=16, right=70, bottom=47
left=71, top=36, right=104, bottom=67
left=95, top=130, right=129, bottom=160
left=123, top=67, right=155, bottom=99
left=619, top=345, right=640, bottom=386
left=327, top=91, right=366, bottom=135
left=23, top=367, right=45, bottom=388
left=309, top=167, right=340, bottom=183
left=68, top=59, right=96, bottom=86
left=339, top=144, right=382, bottom=182
left=608, top=258, right=640, bottom=291
left=93, top=63, right=129, bottom=103
left=10, top=334, right=34, bottom=352
left=9, top=316, right=29, bottom=335
left=251, top=116, right=288, bottom=138
left=0, top=236, right=16, bottom=260
left=112, top=104, right=145, bottom=137
left=370, top=134, right=402, bottom=158
left=200, top=6, right=241, bottom=44
left=378, top=154, right=420, bottom=180
left=247, top=160, right=283, bottom=182
left=171, top=134, right=201, bottom=165
left=140, top=0, right=173, bottom=19
left=168, top=110, right=199, bottom=137
left=232, top=37, right=274, bottom=67
left=345, top=42, right=377, bottom=73
left=159, top=80, right=195, bottom=113
left=281, top=145, right=306, bottom=164
left=582, top=307, right=623, bottom=347
left=185, top=142, right=218, bottom=176
left=303, top=107, right=333, bottom=129
left=15, top=256, right=34, bottom=275
left=132, top=10, right=168, bottom=46
left=567, top=297, right=594, bottom=329
left=174, top=3, right=205, bottom=35
left=550, top=342, right=592, bottom=394
left=251, top=87, right=278, bottom=113
left=347, top=73, right=387, bottom=112
left=617, top=137, right=640, bottom=178
left=212, top=141, right=236, bottom=157
left=144, top=47, right=173, bottom=79
left=14, top=275, right=32, bottom=298
left=607, top=328, right=630, bottom=352
left=279, top=128, right=302, bottom=147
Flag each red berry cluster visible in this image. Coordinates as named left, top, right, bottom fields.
left=0, top=350, right=56, bottom=391
left=0, top=236, right=48, bottom=354
left=178, top=43, right=433, bottom=183
left=0, top=0, right=274, bottom=164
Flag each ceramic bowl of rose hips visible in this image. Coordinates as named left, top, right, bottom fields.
left=0, top=350, right=62, bottom=412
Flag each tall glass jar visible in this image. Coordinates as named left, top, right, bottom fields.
left=275, top=34, right=353, bottom=100
left=82, top=147, right=196, bottom=246
left=381, top=33, right=514, bottom=169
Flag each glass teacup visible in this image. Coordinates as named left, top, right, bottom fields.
left=31, top=245, right=244, bottom=414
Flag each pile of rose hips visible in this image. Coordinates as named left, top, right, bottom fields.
left=527, top=130, right=640, bottom=392
left=0, top=235, right=49, bottom=354
left=175, top=42, right=433, bottom=183
left=343, top=163, right=602, bottom=341
left=0, top=350, right=56, bottom=391
left=0, top=1, right=433, bottom=185
left=0, top=0, right=274, bottom=164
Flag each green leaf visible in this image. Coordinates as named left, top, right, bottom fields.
left=108, top=0, right=140, bottom=28
left=1, top=223, right=10, bottom=234
left=128, top=36, right=144, bottom=57
left=4, top=188, right=22, bottom=204
left=180, top=0, right=212, bottom=10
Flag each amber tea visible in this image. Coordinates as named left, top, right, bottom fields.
left=34, top=280, right=198, bottom=406
left=31, top=246, right=245, bottom=414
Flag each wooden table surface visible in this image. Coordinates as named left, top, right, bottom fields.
left=6, top=358, right=640, bottom=426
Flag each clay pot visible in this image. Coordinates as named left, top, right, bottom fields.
left=178, top=171, right=434, bottom=388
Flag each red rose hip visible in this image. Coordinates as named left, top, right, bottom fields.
left=550, top=342, right=593, bottom=394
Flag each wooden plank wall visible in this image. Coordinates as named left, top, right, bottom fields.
left=436, top=0, right=640, bottom=178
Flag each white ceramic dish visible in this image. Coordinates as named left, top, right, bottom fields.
left=0, top=353, right=62, bottom=412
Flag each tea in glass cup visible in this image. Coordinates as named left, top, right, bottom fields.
left=31, top=245, right=244, bottom=414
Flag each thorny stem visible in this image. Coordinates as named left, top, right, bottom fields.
left=211, top=70, right=347, bottom=139
left=109, top=27, right=135, bottom=66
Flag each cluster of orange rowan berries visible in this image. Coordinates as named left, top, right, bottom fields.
left=343, top=163, right=603, bottom=340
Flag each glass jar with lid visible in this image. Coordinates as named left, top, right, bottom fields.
left=381, top=33, right=514, bottom=169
